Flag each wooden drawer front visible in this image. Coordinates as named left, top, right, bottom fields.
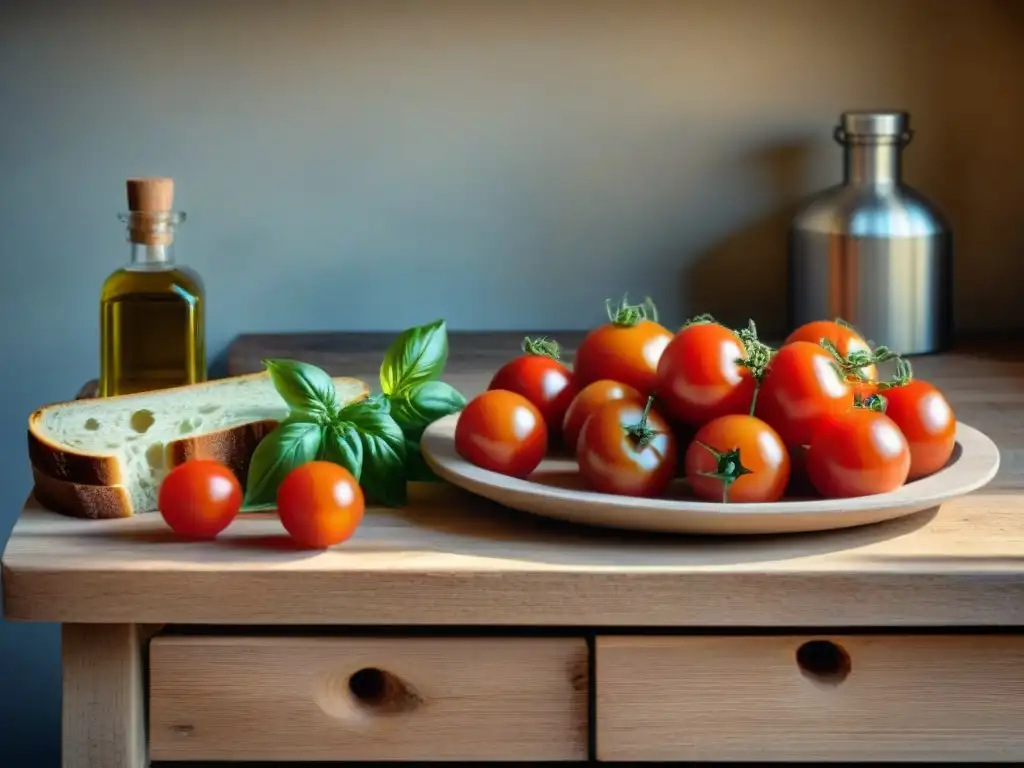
left=150, top=635, right=588, bottom=761
left=597, top=634, right=1024, bottom=762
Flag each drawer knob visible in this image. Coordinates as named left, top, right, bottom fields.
left=795, top=639, right=851, bottom=685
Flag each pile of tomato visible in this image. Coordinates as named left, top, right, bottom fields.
left=455, top=298, right=957, bottom=503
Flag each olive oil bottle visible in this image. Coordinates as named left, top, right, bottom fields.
left=99, top=177, right=206, bottom=397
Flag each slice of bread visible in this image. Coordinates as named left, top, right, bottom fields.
left=31, top=466, right=134, bottom=521
left=29, top=372, right=370, bottom=518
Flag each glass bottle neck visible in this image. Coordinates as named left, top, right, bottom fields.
left=843, top=141, right=902, bottom=186
left=128, top=242, right=176, bottom=268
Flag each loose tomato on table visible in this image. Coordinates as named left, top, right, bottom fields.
left=158, top=459, right=243, bottom=539
left=755, top=341, right=856, bottom=448
left=561, top=379, right=643, bottom=454
left=684, top=414, right=790, bottom=503
left=577, top=396, right=677, bottom=497
left=573, top=295, right=673, bottom=396
left=455, top=389, right=548, bottom=478
left=805, top=402, right=911, bottom=498
left=488, top=336, right=579, bottom=438
left=878, top=360, right=956, bottom=480
left=277, top=461, right=365, bottom=549
left=655, top=316, right=760, bottom=428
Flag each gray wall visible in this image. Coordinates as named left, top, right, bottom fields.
left=2, top=0, right=1023, bottom=763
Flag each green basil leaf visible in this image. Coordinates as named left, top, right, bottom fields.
left=338, top=401, right=407, bottom=506
left=391, top=380, right=466, bottom=440
left=362, top=393, right=392, bottom=414
left=239, top=501, right=278, bottom=513
left=320, top=422, right=363, bottom=481
left=405, top=437, right=443, bottom=483
left=243, top=417, right=323, bottom=506
left=264, top=358, right=340, bottom=420
left=379, top=319, right=449, bottom=396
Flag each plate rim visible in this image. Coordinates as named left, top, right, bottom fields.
left=420, top=414, right=1001, bottom=518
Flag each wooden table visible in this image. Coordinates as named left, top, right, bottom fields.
left=6, top=332, right=1024, bottom=765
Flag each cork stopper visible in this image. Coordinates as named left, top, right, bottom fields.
left=125, top=177, right=177, bottom=245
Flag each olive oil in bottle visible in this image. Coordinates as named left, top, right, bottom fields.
left=99, top=177, right=206, bottom=397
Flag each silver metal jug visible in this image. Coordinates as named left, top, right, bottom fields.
left=787, top=111, right=953, bottom=354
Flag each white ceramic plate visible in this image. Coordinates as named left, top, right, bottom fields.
left=420, top=415, right=1001, bottom=535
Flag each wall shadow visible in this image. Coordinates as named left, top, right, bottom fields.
left=682, top=140, right=816, bottom=337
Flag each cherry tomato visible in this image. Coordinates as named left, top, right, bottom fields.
left=488, top=337, right=579, bottom=438
left=755, top=341, right=855, bottom=447
left=561, top=379, right=644, bottom=453
left=277, top=461, right=365, bottom=549
left=881, top=380, right=956, bottom=480
left=786, top=319, right=880, bottom=399
left=577, top=398, right=677, bottom=497
left=455, top=389, right=548, bottom=478
left=655, top=320, right=757, bottom=427
left=573, top=296, right=673, bottom=395
left=785, top=319, right=876, bottom=378
left=158, top=459, right=242, bottom=539
left=684, top=415, right=790, bottom=503
left=805, top=408, right=910, bottom=498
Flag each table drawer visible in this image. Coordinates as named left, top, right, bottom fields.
left=597, top=634, right=1024, bottom=762
left=150, top=634, right=588, bottom=761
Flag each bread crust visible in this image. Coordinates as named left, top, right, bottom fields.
left=166, top=419, right=280, bottom=490
left=28, top=373, right=370, bottom=518
left=32, top=466, right=134, bottom=520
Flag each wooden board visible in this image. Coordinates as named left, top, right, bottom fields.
left=5, top=482, right=1024, bottom=626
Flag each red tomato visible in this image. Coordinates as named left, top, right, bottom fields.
left=755, top=341, right=855, bottom=447
left=277, top=461, right=365, bottom=549
left=577, top=397, right=677, bottom=497
left=806, top=408, right=910, bottom=498
left=455, top=389, right=548, bottom=478
left=684, top=415, right=790, bottom=503
left=561, top=379, right=643, bottom=453
left=655, top=320, right=757, bottom=427
left=573, top=296, right=673, bottom=395
left=488, top=337, right=578, bottom=438
left=158, top=459, right=242, bottom=539
left=881, top=380, right=956, bottom=480
left=785, top=319, right=888, bottom=400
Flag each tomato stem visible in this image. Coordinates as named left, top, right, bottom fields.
left=876, top=356, right=914, bottom=391
left=521, top=336, right=561, bottom=360
left=855, top=393, right=888, bottom=412
left=605, top=294, right=659, bottom=327
left=680, top=312, right=717, bottom=329
left=819, top=338, right=899, bottom=389
left=695, top=440, right=753, bottom=503
left=734, top=319, right=774, bottom=416
left=625, top=395, right=659, bottom=447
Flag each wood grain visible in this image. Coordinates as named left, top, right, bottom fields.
left=61, top=624, right=146, bottom=768
left=5, top=337, right=1024, bottom=627
left=149, top=635, right=588, bottom=761
left=596, top=634, right=1024, bottom=761
left=5, top=483, right=1024, bottom=626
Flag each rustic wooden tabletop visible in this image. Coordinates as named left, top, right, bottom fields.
left=5, top=332, right=1024, bottom=628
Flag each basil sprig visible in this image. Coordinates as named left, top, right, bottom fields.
left=244, top=319, right=466, bottom=508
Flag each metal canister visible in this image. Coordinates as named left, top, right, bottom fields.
left=787, top=111, right=953, bottom=354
